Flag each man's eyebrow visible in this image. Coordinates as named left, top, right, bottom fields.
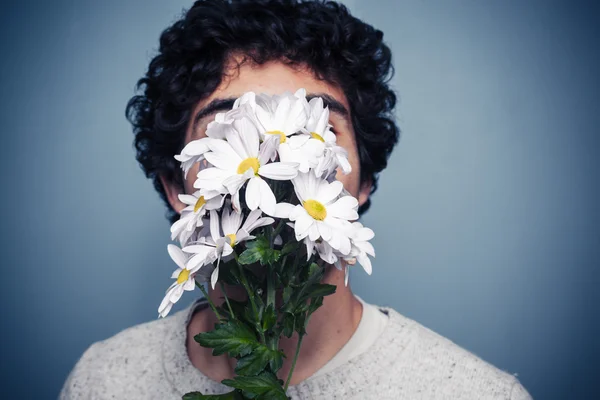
left=191, top=97, right=237, bottom=134
left=306, top=93, right=349, bottom=118
left=191, top=93, right=349, bottom=134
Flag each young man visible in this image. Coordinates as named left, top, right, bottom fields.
left=61, top=1, right=532, bottom=399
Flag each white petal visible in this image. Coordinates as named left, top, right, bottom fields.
left=291, top=173, right=309, bottom=202
left=232, top=118, right=260, bottom=157
left=204, top=151, right=239, bottom=172
left=183, top=278, right=195, bottom=291
left=353, top=226, right=375, bottom=242
left=181, top=139, right=211, bottom=157
left=195, top=168, right=229, bottom=190
left=186, top=250, right=210, bottom=271
left=245, top=176, right=261, bottom=211
left=222, top=205, right=242, bottom=235
left=273, top=202, right=295, bottom=219
left=357, top=252, right=373, bottom=275
left=259, top=162, right=299, bottom=180
left=317, top=222, right=333, bottom=242
left=356, top=240, right=375, bottom=257
left=210, top=210, right=221, bottom=243
left=177, top=194, right=198, bottom=206
left=327, top=196, right=359, bottom=220
left=257, top=178, right=276, bottom=216
left=308, top=224, right=320, bottom=241
left=344, top=265, right=350, bottom=287
left=287, top=134, right=310, bottom=149
left=170, top=218, right=188, bottom=241
left=205, top=194, right=225, bottom=209
left=316, top=180, right=343, bottom=205
left=288, top=204, right=305, bottom=221
left=206, top=138, right=242, bottom=161
left=169, top=285, right=185, bottom=303
left=225, top=124, right=249, bottom=158
left=258, top=135, right=280, bottom=165
left=241, top=209, right=262, bottom=231
left=294, top=213, right=313, bottom=239
left=231, top=191, right=241, bottom=213
left=167, top=244, right=187, bottom=270
left=223, top=169, right=252, bottom=194
left=336, top=152, right=352, bottom=174
left=211, top=264, right=220, bottom=289
left=158, top=295, right=174, bottom=318
left=337, top=233, right=352, bottom=255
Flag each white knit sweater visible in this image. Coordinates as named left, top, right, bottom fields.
left=60, top=298, right=532, bottom=399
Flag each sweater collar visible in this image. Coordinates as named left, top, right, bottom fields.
left=162, top=297, right=414, bottom=399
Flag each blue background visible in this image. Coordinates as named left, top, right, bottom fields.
left=1, top=1, right=597, bottom=399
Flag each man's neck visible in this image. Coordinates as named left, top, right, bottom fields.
left=186, top=266, right=363, bottom=385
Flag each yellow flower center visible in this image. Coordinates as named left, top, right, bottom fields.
left=176, top=269, right=190, bottom=284
left=193, top=196, right=206, bottom=213
left=226, top=233, right=237, bottom=245
left=237, top=157, right=260, bottom=175
left=310, top=132, right=325, bottom=142
left=303, top=199, right=327, bottom=221
left=266, top=130, right=287, bottom=143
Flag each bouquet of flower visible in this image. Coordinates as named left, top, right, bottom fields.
left=158, top=89, right=375, bottom=399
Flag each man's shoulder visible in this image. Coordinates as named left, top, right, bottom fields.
left=59, top=307, right=186, bottom=399
left=369, top=305, right=532, bottom=399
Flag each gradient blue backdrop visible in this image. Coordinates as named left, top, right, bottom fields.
left=1, top=1, right=597, bottom=399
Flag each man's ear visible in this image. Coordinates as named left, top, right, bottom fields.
left=358, top=177, right=372, bottom=208
left=159, top=173, right=186, bottom=214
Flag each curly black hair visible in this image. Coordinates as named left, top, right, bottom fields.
left=126, top=0, right=400, bottom=225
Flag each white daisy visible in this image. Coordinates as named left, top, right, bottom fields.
left=287, top=172, right=359, bottom=255
left=254, top=89, right=309, bottom=144
left=206, top=93, right=260, bottom=139
left=194, top=117, right=298, bottom=216
left=158, top=244, right=207, bottom=318
left=303, top=97, right=352, bottom=178
left=170, top=190, right=224, bottom=246
left=220, top=207, right=275, bottom=248
left=344, top=221, right=375, bottom=275
left=278, top=133, right=325, bottom=173
left=174, top=138, right=212, bottom=179
left=182, top=205, right=274, bottom=289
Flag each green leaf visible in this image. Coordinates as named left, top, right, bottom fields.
left=238, top=247, right=262, bottom=265
left=195, top=320, right=259, bottom=357
left=280, top=241, right=298, bottom=256
left=294, top=313, right=307, bottom=336
left=282, top=313, right=295, bottom=338
left=262, top=304, right=277, bottom=331
left=282, top=282, right=336, bottom=314
left=308, top=296, right=324, bottom=315
left=239, top=236, right=281, bottom=266
left=222, top=372, right=287, bottom=399
left=308, top=262, right=320, bottom=278
left=268, top=349, right=284, bottom=373
left=257, top=389, right=289, bottom=400
left=183, top=390, right=243, bottom=400
left=302, top=283, right=336, bottom=301
left=235, top=344, right=285, bottom=376
left=282, top=286, right=293, bottom=304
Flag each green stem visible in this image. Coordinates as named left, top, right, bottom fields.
left=284, top=296, right=316, bottom=391
left=195, top=280, right=224, bottom=322
left=219, top=281, right=236, bottom=320
left=267, top=267, right=275, bottom=309
left=235, top=261, right=266, bottom=344
left=271, top=219, right=285, bottom=247
left=284, top=329, right=305, bottom=391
